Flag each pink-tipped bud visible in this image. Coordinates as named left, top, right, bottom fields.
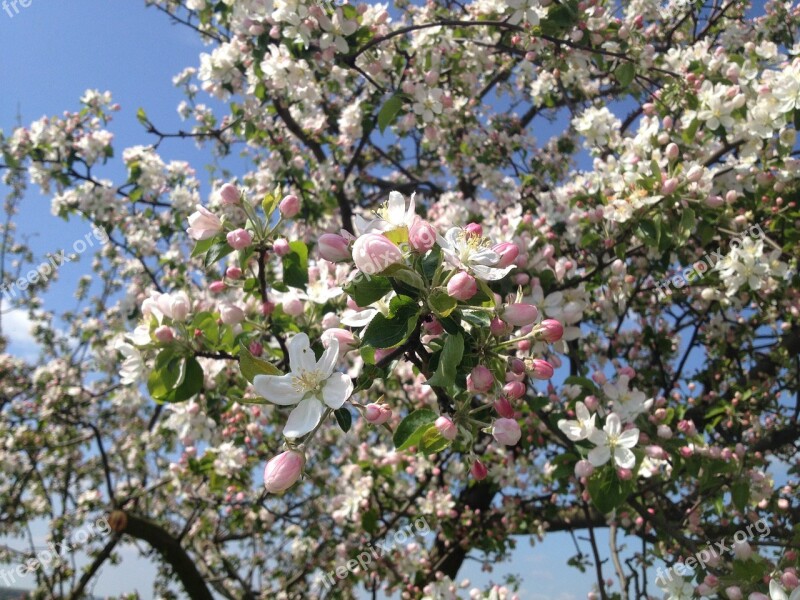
left=665, top=143, right=679, bottom=160
left=447, top=271, right=477, bottom=301
left=209, top=280, right=226, bottom=293
left=249, top=341, right=263, bottom=357
left=661, top=177, right=679, bottom=195
left=409, top=219, right=437, bottom=253
left=732, top=541, right=752, bottom=560
left=261, top=301, right=275, bottom=316
left=219, top=302, right=246, bottom=325
left=318, top=233, right=351, bottom=262
left=154, top=325, right=174, bottom=343
left=575, top=459, right=594, bottom=478
left=352, top=233, right=404, bottom=274
left=616, top=467, right=633, bottom=480
left=538, top=319, right=563, bottom=342
left=263, top=450, right=305, bottom=493
left=492, top=242, right=520, bottom=268
left=226, top=228, right=253, bottom=250
left=273, top=238, right=290, bottom=256
left=501, top=303, right=539, bottom=327
left=467, top=365, right=494, bottom=393
left=528, top=358, right=554, bottom=379
left=226, top=266, right=243, bottom=280
left=435, top=416, right=457, bottom=441
left=464, top=222, right=482, bottom=237
left=492, top=418, right=521, bottom=446
left=423, top=317, right=444, bottom=335
left=219, top=183, right=241, bottom=205
left=494, top=397, right=515, bottom=418
left=321, top=328, right=357, bottom=354
left=503, top=381, right=526, bottom=399
left=279, top=194, right=301, bottom=218
left=724, top=587, right=742, bottom=600
left=365, top=403, right=381, bottom=422
left=471, top=459, right=488, bottom=481
left=490, top=317, right=512, bottom=337
left=782, top=572, right=799, bottom=589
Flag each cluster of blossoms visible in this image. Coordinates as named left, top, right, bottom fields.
left=120, top=188, right=564, bottom=493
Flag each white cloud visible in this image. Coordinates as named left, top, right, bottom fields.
left=1, top=303, right=39, bottom=360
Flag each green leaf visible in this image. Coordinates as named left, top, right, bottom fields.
left=419, top=426, right=451, bottom=455
left=334, top=407, right=352, bottom=433
left=360, top=345, right=376, bottom=365
left=426, top=332, right=464, bottom=389
left=393, top=408, right=437, bottom=450
left=191, top=236, right=217, bottom=258
left=637, top=220, right=659, bottom=246
left=731, top=482, right=749, bottom=511
left=377, top=95, right=404, bottom=133
left=615, top=62, right=636, bottom=88
left=428, top=288, right=458, bottom=318
left=390, top=266, right=426, bottom=290
left=282, top=240, right=309, bottom=288
left=344, top=275, right=393, bottom=307
left=679, top=207, right=696, bottom=241
left=361, top=296, right=419, bottom=349
left=239, top=342, right=282, bottom=384
left=587, top=468, right=634, bottom=514
left=205, top=239, right=235, bottom=268
left=148, top=351, right=204, bottom=404
left=361, top=509, right=379, bottom=534
left=136, top=107, right=148, bottom=125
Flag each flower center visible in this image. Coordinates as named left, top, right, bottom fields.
left=293, top=370, right=324, bottom=394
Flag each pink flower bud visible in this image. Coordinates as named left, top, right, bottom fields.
left=219, top=302, right=246, bottom=325
left=575, top=459, right=594, bottom=478
left=490, top=317, right=512, bottom=337
left=471, top=459, right=488, bottom=481
left=154, top=325, right=174, bottom=343
left=279, top=194, right=301, bottom=218
left=616, top=467, right=633, bottom=480
left=494, top=397, right=515, bottom=418
left=448, top=271, right=478, bottom=301
left=364, top=402, right=383, bottom=425
left=226, top=266, right=243, bottom=280
left=492, top=242, right=520, bottom=268
left=725, top=586, right=742, bottom=600
left=661, top=177, right=679, bottom=195
left=501, top=303, right=539, bottom=327
left=318, top=233, right=351, bottom=262
left=492, top=418, right=521, bottom=446
left=665, top=143, right=679, bottom=160
left=409, top=219, right=437, bottom=253
left=261, top=301, right=275, bottom=316
left=219, top=183, right=240, bottom=205
left=283, top=297, right=304, bottom=317
left=528, top=358, right=554, bottom=379
left=187, top=205, right=222, bottom=240
left=352, top=233, right=404, bottom=275
left=464, top=222, right=482, bottom=237
left=209, top=280, right=226, bottom=293
left=435, top=416, right=457, bottom=440
left=423, top=317, right=444, bottom=335
left=467, top=365, right=494, bottom=393
left=263, top=450, right=305, bottom=493
left=249, top=341, right=263, bottom=356
left=503, top=381, right=525, bottom=399
left=749, top=594, right=768, bottom=600
left=538, top=319, right=563, bottom=342
left=226, top=228, right=253, bottom=250
left=321, top=328, right=357, bottom=354
left=782, top=572, right=799, bottom=589
left=686, top=165, right=704, bottom=182
left=273, top=238, right=290, bottom=256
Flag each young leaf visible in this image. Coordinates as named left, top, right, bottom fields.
left=334, top=407, right=353, bottom=433
left=239, top=342, right=282, bottom=384
left=393, top=408, right=437, bottom=450
left=377, top=95, right=404, bottom=133
left=426, top=332, right=464, bottom=389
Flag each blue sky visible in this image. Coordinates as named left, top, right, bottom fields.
left=0, top=2, right=615, bottom=598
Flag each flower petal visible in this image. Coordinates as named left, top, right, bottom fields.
left=387, top=191, right=406, bottom=225
left=283, top=397, right=324, bottom=438
left=613, top=447, right=636, bottom=469
left=471, top=264, right=514, bottom=281
left=288, top=332, right=316, bottom=373
left=617, top=428, right=640, bottom=448
left=604, top=413, right=622, bottom=436
left=320, top=372, right=353, bottom=410
left=469, top=248, right=500, bottom=266
left=341, top=308, right=377, bottom=328
left=317, top=337, right=340, bottom=376
left=253, top=374, right=303, bottom=406
left=587, top=445, right=611, bottom=467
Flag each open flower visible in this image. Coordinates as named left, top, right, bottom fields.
left=355, top=191, right=417, bottom=235
left=770, top=580, right=800, bottom=600
left=253, top=333, right=353, bottom=438
left=588, top=413, right=639, bottom=469
left=437, top=227, right=514, bottom=281
left=557, top=401, right=596, bottom=441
